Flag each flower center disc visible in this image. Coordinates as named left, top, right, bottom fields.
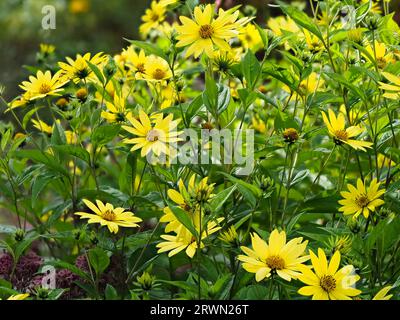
left=266, top=255, right=285, bottom=270
left=39, top=83, right=52, bottom=94
left=320, top=275, right=336, bottom=292
left=355, top=195, right=369, bottom=207
left=136, top=63, right=145, bottom=73
left=334, top=129, right=348, bottom=142
left=146, top=129, right=160, bottom=142
left=199, top=24, right=214, bottom=39
left=102, top=210, right=116, bottom=221
left=152, top=68, right=166, bottom=80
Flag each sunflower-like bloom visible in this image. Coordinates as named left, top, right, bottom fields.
left=101, top=93, right=128, bottom=123
left=142, top=56, right=172, bottom=82
left=363, top=41, right=394, bottom=69
left=321, top=109, right=373, bottom=151
left=122, top=110, right=182, bottom=157
left=19, top=70, right=66, bottom=100
left=58, top=52, right=106, bottom=83
left=157, top=218, right=223, bottom=258
left=267, top=16, right=299, bottom=36
left=377, top=153, right=396, bottom=168
left=338, top=178, right=385, bottom=219
left=75, top=199, right=142, bottom=234
left=238, top=23, right=263, bottom=51
left=237, top=230, right=309, bottom=282
left=139, top=0, right=166, bottom=37
left=298, top=249, right=361, bottom=300
left=379, top=72, right=400, bottom=100
left=176, top=5, right=242, bottom=58
left=372, top=285, right=393, bottom=300
left=31, top=119, right=53, bottom=136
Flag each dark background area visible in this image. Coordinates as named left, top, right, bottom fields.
left=0, top=0, right=399, bottom=102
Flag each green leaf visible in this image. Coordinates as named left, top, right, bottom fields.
left=32, top=172, right=59, bottom=207
left=119, top=152, right=137, bottom=195
left=169, top=205, right=199, bottom=239
left=186, top=94, right=204, bottom=122
left=47, top=260, right=91, bottom=281
left=235, top=284, right=268, bottom=299
left=125, top=39, right=168, bottom=61
left=0, top=128, right=11, bottom=151
left=209, top=185, right=236, bottom=213
left=22, top=107, right=42, bottom=130
left=278, top=1, right=323, bottom=42
left=91, top=124, right=120, bottom=146
left=105, top=284, right=118, bottom=300
left=88, top=248, right=110, bottom=275
left=86, top=60, right=105, bottom=85
left=52, top=145, right=91, bottom=163
left=51, top=121, right=66, bottom=145
left=0, top=225, right=17, bottom=234
left=241, top=50, right=261, bottom=90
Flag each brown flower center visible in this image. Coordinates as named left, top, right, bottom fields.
left=199, top=24, right=214, bottom=39
left=334, top=129, right=348, bottom=145
left=152, top=68, right=166, bottom=80
left=320, top=275, right=336, bottom=293
left=283, top=128, right=299, bottom=144
left=102, top=210, right=116, bottom=221
left=355, top=195, right=369, bottom=208
left=39, top=83, right=52, bottom=94
left=150, top=12, right=159, bottom=22
left=136, top=63, right=145, bottom=73
left=266, top=255, right=285, bottom=270
left=146, top=129, right=160, bottom=142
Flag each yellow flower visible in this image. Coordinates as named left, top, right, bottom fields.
left=32, top=119, right=53, bottom=135
left=321, top=109, right=373, bottom=151
left=19, top=70, right=66, bottom=100
left=139, top=1, right=166, bottom=37
left=122, top=110, right=182, bottom=157
left=75, top=199, right=142, bottom=234
left=157, top=218, right=223, bottom=258
left=7, top=92, right=33, bottom=111
left=372, top=285, right=393, bottom=300
left=339, top=178, right=385, bottom=219
left=58, top=52, right=106, bottom=84
left=7, top=293, right=30, bottom=300
left=298, top=249, right=361, bottom=300
left=377, top=153, right=396, bottom=168
left=142, top=56, right=172, bottom=82
left=101, top=93, right=127, bottom=123
left=283, top=72, right=324, bottom=99
left=65, top=130, right=78, bottom=144
left=361, top=0, right=382, bottom=14
left=267, top=16, right=299, bottom=36
left=251, top=116, right=267, bottom=134
left=303, top=29, right=323, bottom=53
left=363, top=41, right=394, bottom=69
left=69, top=0, right=90, bottom=14
left=238, top=23, right=263, bottom=51
left=379, top=72, right=400, bottom=100
left=219, top=225, right=239, bottom=245
left=176, top=4, right=240, bottom=58
left=212, top=49, right=241, bottom=74
left=40, top=43, right=55, bottom=55
left=129, top=49, right=149, bottom=79
left=237, top=230, right=309, bottom=282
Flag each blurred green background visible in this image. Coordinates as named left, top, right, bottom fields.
left=0, top=0, right=399, bottom=102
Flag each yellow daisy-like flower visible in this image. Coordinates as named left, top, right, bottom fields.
left=303, top=29, right=323, bottom=53
left=377, top=153, right=396, bottom=168
left=7, top=293, right=30, bottom=300
left=128, top=49, right=149, bottom=79
left=321, top=109, right=373, bottom=151
left=101, top=93, right=127, bottom=123
left=251, top=116, right=267, bottom=134
left=219, top=225, right=239, bottom=245
left=19, top=70, right=66, bottom=100
left=139, top=0, right=166, bottom=37
left=75, top=199, right=142, bottom=234
left=31, top=119, right=53, bottom=136
left=58, top=52, right=106, bottom=84
left=379, top=72, right=400, bottom=100
left=298, top=249, right=361, bottom=300
left=361, top=0, right=382, bottom=14
left=372, top=285, right=393, bottom=300
left=157, top=217, right=223, bottom=258
left=142, top=56, right=172, bottom=82
left=40, top=43, right=55, bottom=55
left=237, top=230, right=309, bottom=282
left=267, top=16, right=299, bottom=36
left=238, top=23, right=263, bottom=51
left=363, top=41, right=394, bottom=69
left=122, top=110, right=182, bottom=157
left=176, top=4, right=240, bottom=58
left=338, top=178, right=385, bottom=219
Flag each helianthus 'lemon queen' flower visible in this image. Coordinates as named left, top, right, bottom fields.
left=122, top=110, right=182, bottom=157
left=58, top=52, right=106, bottom=83
left=298, top=249, right=361, bottom=300
left=237, top=230, right=309, bottom=282
left=339, top=178, right=385, bottom=219
left=176, top=4, right=241, bottom=58
left=321, top=109, right=373, bottom=151
left=19, top=70, right=66, bottom=100
left=142, top=56, right=172, bottom=82
left=101, top=93, right=128, bottom=123
left=379, top=72, right=400, bottom=100
left=75, top=199, right=142, bottom=234
left=31, top=119, right=53, bottom=135
left=363, top=41, right=394, bottom=69
left=372, top=285, right=393, bottom=300
left=140, top=0, right=166, bottom=37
